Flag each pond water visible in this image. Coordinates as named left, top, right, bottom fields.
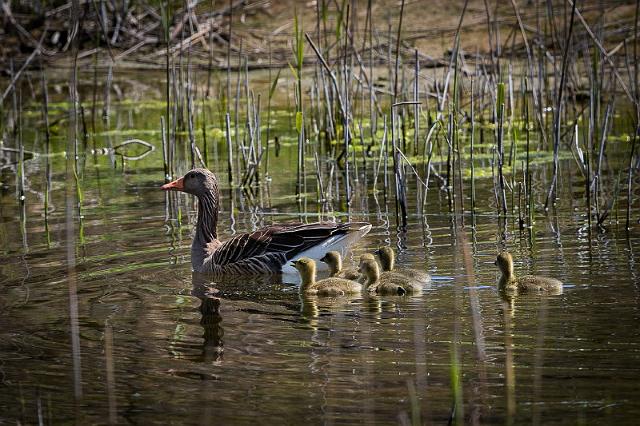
left=1, top=70, right=639, bottom=424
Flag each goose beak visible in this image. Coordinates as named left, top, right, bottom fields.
left=161, top=177, right=184, bottom=191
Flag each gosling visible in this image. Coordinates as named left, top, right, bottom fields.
left=358, top=252, right=412, bottom=284
left=293, top=257, right=362, bottom=296
left=320, top=251, right=361, bottom=281
left=375, top=247, right=431, bottom=284
left=359, top=258, right=423, bottom=296
left=355, top=253, right=377, bottom=284
left=495, top=252, right=563, bottom=294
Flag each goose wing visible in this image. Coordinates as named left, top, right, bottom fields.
left=210, top=222, right=362, bottom=271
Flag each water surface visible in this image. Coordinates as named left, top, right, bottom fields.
left=1, top=70, right=639, bottom=424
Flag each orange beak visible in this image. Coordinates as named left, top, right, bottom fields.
left=161, top=177, right=184, bottom=191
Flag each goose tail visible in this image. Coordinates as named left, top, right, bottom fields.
left=283, top=222, right=372, bottom=275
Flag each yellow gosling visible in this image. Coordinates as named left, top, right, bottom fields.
left=356, top=253, right=376, bottom=286
left=320, top=251, right=361, bottom=281
left=375, top=247, right=431, bottom=284
left=495, top=252, right=563, bottom=294
left=293, top=257, right=362, bottom=296
left=358, top=251, right=417, bottom=285
left=359, top=259, right=404, bottom=295
left=355, top=253, right=377, bottom=284
left=359, top=258, right=423, bottom=295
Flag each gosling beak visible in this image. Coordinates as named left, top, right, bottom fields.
left=161, top=177, right=184, bottom=191
left=320, top=254, right=327, bottom=263
left=291, top=259, right=299, bottom=267
left=493, top=260, right=497, bottom=266
left=373, top=249, right=381, bottom=256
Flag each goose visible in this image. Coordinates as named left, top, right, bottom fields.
left=359, top=258, right=423, bottom=295
left=320, top=251, right=361, bottom=281
left=161, top=168, right=371, bottom=274
left=292, top=257, right=362, bottom=296
left=495, top=252, right=563, bottom=294
left=375, top=247, right=431, bottom=284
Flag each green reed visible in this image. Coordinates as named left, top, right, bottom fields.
left=293, top=10, right=304, bottom=200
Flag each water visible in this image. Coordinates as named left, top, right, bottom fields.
left=1, top=70, right=640, bottom=424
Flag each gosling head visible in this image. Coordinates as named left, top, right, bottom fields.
left=292, top=257, right=317, bottom=285
left=495, top=252, right=514, bottom=277
left=360, top=253, right=375, bottom=264
left=374, top=246, right=395, bottom=271
left=320, top=251, right=342, bottom=274
left=358, top=258, right=380, bottom=286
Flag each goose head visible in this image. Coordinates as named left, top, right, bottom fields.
left=292, top=257, right=317, bottom=286
left=161, top=168, right=218, bottom=197
left=358, top=258, right=380, bottom=287
left=495, top=252, right=514, bottom=277
left=374, top=246, right=395, bottom=271
left=320, top=251, right=342, bottom=275
left=359, top=253, right=375, bottom=266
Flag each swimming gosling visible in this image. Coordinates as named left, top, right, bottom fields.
left=355, top=253, right=377, bottom=283
left=375, top=247, right=431, bottom=284
left=495, top=252, right=563, bottom=294
left=358, top=252, right=410, bottom=283
left=320, top=251, right=361, bottom=281
left=293, top=257, right=362, bottom=296
left=320, top=251, right=378, bottom=283
left=359, top=258, right=423, bottom=295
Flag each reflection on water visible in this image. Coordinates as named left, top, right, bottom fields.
left=191, top=273, right=225, bottom=363
left=1, top=78, right=640, bottom=425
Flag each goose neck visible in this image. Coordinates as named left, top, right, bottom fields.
left=299, top=265, right=316, bottom=292
left=195, top=190, right=219, bottom=247
left=364, top=265, right=379, bottom=289
left=329, top=258, right=341, bottom=276
left=502, top=262, right=515, bottom=280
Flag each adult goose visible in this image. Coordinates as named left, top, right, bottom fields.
left=161, top=168, right=371, bottom=274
